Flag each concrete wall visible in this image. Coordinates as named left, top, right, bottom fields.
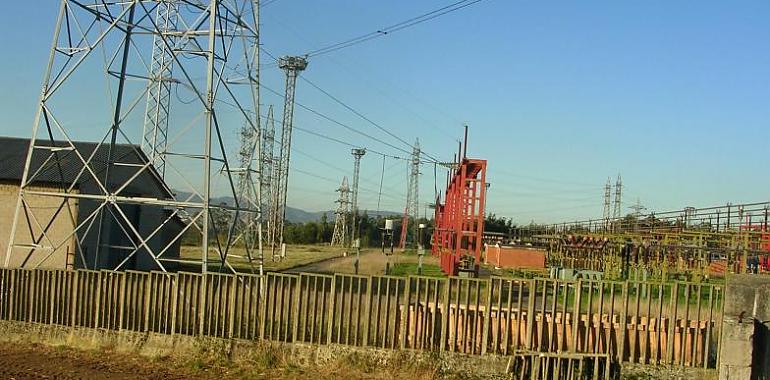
left=0, top=181, right=77, bottom=269
left=719, top=274, right=770, bottom=379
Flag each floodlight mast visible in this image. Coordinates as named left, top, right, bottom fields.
left=268, top=56, right=308, bottom=261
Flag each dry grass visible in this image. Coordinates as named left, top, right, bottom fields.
left=0, top=339, right=442, bottom=380
left=220, top=343, right=441, bottom=380
left=179, top=244, right=345, bottom=273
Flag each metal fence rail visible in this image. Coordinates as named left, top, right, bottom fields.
left=0, top=268, right=723, bottom=369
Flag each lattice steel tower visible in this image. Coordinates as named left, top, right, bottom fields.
left=349, top=148, right=366, bottom=245
left=141, top=0, right=178, bottom=177
left=331, top=177, right=351, bottom=247
left=613, top=174, right=622, bottom=221
left=603, top=178, right=612, bottom=231
left=268, top=56, right=308, bottom=260
left=5, top=0, right=262, bottom=274
left=260, top=105, right=275, bottom=245
left=399, top=139, right=420, bottom=249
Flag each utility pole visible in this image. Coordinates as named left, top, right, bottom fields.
left=269, top=56, right=308, bottom=261
left=603, top=178, right=612, bottom=231
left=350, top=148, right=366, bottom=247
left=331, top=177, right=351, bottom=247
left=399, top=139, right=420, bottom=249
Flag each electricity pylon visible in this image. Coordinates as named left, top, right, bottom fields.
left=603, top=178, right=612, bottom=231
left=5, top=0, right=262, bottom=273
left=331, top=177, right=351, bottom=247
left=613, top=174, right=623, bottom=221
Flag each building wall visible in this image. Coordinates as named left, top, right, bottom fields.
left=484, top=244, right=546, bottom=270
left=0, top=181, right=78, bottom=269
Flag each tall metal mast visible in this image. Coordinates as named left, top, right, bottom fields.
left=269, top=56, right=308, bottom=260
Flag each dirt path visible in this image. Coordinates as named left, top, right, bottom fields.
left=0, top=342, right=219, bottom=380
left=285, top=249, right=439, bottom=276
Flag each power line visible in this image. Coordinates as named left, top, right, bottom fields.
left=292, top=124, right=404, bottom=160
left=299, top=75, right=446, bottom=164
left=260, top=17, right=460, bottom=141
left=261, top=0, right=281, bottom=8
left=260, top=83, right=421, bottom=159
left=291, top=167, right=406, bottom=203
left=260, top=47, right=450, bottom=165
left=292, top=146, right=404, bottom=195
left=305, top=0, right=487, bottom=57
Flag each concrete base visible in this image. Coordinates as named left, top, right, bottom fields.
left=719, top=274, right=770, bottom=380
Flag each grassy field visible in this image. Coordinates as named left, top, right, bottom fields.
left=389, top=263, right=445, bottom=277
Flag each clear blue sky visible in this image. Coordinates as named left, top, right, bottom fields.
left=1, top=1, right=768, bottom=224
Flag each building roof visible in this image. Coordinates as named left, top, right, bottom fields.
left=0, top=136, right=173, bottom=198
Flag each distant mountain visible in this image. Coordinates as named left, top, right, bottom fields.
left=175, top=191, right=399, bottom=223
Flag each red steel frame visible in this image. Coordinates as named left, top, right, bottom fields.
left=432, top=158, right=487, bottom=276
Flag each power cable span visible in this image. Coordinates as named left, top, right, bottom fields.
left=305, top=0, right=487, bottom=57
left=299, top=75, right=446, bottom=165
left=261, top=83, right=444, bottom=164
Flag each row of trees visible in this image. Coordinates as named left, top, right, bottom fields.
left=181, top=210, right=518, bottom=247
left=285, top=213, right=431, bottom=247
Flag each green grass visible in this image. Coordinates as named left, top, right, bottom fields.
left=389, top=263, right=445, bottom=277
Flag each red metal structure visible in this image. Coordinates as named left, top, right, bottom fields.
left=432, top=158, right=487, bottom=276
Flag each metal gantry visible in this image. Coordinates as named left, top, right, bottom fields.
left=268, top=56, right=308, bottom=261
left=4, top=0, right=263, bottom=274
left=433, top=157, right=488, bottom=276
